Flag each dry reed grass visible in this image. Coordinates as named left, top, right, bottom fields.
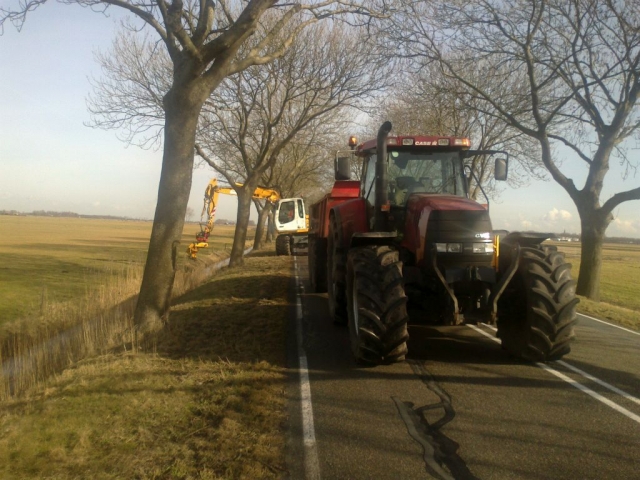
left=0, top=252, right=291, bottom=479
left=0, top=249, right=232, bottom=401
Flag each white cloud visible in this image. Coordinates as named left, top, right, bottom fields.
left=521, top=220, right=533, bottom=229
left=612, top=217, right=638, bottom=235
left=544, top=207, right=572, bottom=223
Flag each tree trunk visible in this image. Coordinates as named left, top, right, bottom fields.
left=133, top=85, right=202, bottom=334
left=229, top=189, right=254, bottom=267
left=266, top=210, right=275, bottom=243
left=253, top=203, right=270, bottom=250
left=575, top=212, right=609, bottom=301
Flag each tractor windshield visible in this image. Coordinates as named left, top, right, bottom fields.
left=388, top=150, right=466, bottom=205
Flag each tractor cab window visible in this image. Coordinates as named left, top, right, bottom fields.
left=278, top=201, right=295, bottom=224
left=387, top=150, right=465, bottom=205
left=297, top=199, right=304, bottom=218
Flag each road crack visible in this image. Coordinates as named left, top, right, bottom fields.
left=393, top=360, right=479, bottom=480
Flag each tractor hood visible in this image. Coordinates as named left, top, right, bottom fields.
left=407, top=194, right=488, bottom=214
left=402, top=194, right=494, bottom=266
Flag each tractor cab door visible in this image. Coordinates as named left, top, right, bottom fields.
left=276, top=198, right=307, bottom=233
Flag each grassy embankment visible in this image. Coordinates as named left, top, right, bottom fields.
left=0, top=251, right=292, bottom=478
left=0, top=216, right=237, bottom=322
left=549, top=241, right=640, bottom=330
left=0, top=216, right=251, bottom=399
left=0, top=216, right=292, bottom=478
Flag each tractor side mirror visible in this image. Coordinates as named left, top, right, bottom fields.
left=494, top=158, right=508, bottom=181
left=335, top=156, right=351, bottom=181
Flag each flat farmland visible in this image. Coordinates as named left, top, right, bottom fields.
left=0, top=216, right=244, bottom=323
left=551, top=241, right=640, bottom=310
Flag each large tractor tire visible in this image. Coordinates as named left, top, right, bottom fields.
left=327, top=214, right=348, bottom=324
left=497, top=246, right=578, bottom=362
left=275, top=235, right=292, bottom=256
left=308, top=236, right=328, bottom=293
left=346, top=245, right=409, bottom=364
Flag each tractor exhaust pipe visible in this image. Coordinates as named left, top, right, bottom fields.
left=375, top=121, right=392, bottom=231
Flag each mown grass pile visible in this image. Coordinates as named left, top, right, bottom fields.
left=0, top=252, right=293, bottom=479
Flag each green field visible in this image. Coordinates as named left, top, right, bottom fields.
left=550, top=241, right=640, bottom=311
left=0, top=216, right=245, bottom=323
left=548, top=241, right=640, bottom=329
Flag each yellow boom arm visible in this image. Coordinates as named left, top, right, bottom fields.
left=187, top=178, right=281, bottom=259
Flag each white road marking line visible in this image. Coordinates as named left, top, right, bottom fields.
left=536, top=364, right=640, bottom=424
left=293, top=257, right=321, bottom=480
left=577, top=313, right=640, bottom=336
left=477, top=323, right=640, bottom=407
left=556, top=360, right=640, bottom=407
left=466, top=324, right=640, bottom=425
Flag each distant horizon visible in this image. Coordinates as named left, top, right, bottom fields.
left=2, top=209, right=638, bottom=242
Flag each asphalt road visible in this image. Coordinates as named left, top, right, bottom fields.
left=286, top=256, right=640, bottom=480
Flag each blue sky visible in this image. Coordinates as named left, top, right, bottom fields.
left=1, top=3, right=638, bottom=237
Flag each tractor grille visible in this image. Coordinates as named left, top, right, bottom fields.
left=425, top=210, right=493, bottom=243
left=425, top=209, right=494, bottom=268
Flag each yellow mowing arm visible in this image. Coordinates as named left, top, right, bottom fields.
left=188, top=179, right=279, bottom=259
left=231, top=182, right=280, bottom=204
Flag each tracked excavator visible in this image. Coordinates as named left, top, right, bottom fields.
left=187, top=178, right=280, bottom=259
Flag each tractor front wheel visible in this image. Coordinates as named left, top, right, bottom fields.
left=346, top=245, right=409, bottom=364
left=497, top=246, right=578, bottom=362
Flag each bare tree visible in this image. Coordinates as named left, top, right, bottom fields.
left=194, top=21, right=389, bottom=266
left=374, top=66, right=544, bottom=201
left=185, top=206, right=194, bottom=222
left=384, top=0, right=640, bottom=300
left=253, top=130, right=344, bottom=248
left=1, top=0, right=390, bottom=333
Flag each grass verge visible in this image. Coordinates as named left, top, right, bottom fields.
left=0, top=216, right=244, bottom=323
left=549, top=241, right=640, bottom=331
left=0, top=252, right=293, bottom=479
left=576, top=296, right=639, bottom=331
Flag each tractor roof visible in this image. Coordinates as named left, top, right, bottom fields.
left=356, top=135, right=471, bottom=155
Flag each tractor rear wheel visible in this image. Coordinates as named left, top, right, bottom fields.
left=346, top=245, right=409, bottom=364
left=275, top=235, right=291, bottom=256
left=308, top=236, right=327, bottom=293
left=327, top=214, right=347, bottom=324
left=497, top=246, right=578, bottom=362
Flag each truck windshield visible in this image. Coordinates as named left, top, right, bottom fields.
left=387, top=150, right=465, bottom=205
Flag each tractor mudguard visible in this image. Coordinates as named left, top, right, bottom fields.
left=500, top=231, right=553, bottom=247
left=330, top=198, right=369, bottom=249
left=496, top=231, right=554, bottom=279
left=350, top=231, right=397, bottom=249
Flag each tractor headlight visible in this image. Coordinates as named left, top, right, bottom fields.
left=436, top=243, right=462, bottom=253
left=473, top=242, right=494, bottom=254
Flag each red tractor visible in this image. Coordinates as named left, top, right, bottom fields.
left=308, top=122, right=578, bottom=365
